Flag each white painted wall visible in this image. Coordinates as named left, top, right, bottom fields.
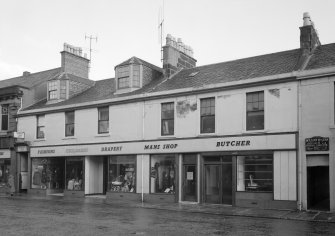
left=18, top=81, right=297, bottom=147
left=85, top=156, right=103, bottom=194
left=274, top=151, right=297, bottom=201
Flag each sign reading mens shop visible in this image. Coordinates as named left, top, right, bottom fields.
left=305, top=136, right=329, bottom=151
left=30, top=133, right=296, bottom=157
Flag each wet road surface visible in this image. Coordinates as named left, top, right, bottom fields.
left=0, top=197, right=334, bottom=235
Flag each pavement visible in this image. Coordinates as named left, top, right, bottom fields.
left=2, top=192, right=335, bottom=223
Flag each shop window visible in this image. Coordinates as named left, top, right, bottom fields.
left=0, top=159, right=10, bottom=188
left=1, top=104, right=9, bottom=131
left=48, top=81, right=58, bottom=100
left=66, top=158, right=84, bottom=191
left=65, top=111, right=75, bottom=137
left=36, top=115, right=45, bottom=139
left=150, top=155, right=176, bottom=194
left=200, top=97, right=215, bottom=133
left=31, top=158, right=64, bottom=190
left=133, top=65, right=140, bottom=87
left=236, top=155, right=273, bottom=192
left=246, top=91, right=264, bottom=130
left=118, top=66, right=130, bottom=89
left=109, top=156, right=136, bottom=193
left=98, top=107, right=109, bottom=134
left=161, top=102, right=174, bottom=136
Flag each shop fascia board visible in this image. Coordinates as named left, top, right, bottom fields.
left=18, top=71, right=298, bottom=116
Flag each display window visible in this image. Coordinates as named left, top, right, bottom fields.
left=66, top=157, right=84, bottom=191
left=150, top=155, right=176, bottom=194
left=236, top=155, right=273, bottom=192
left=109, top=156, right=136, bottom=193
left=0, top=159, right=10, bottom=188
left=31, top=158, right=64, bottom=189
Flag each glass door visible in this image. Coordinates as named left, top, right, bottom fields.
left=221, top=163, right=232, bottom=205
left=183, top=165, right=197, bottom=201
left=205, top=164, right=220, bottom=204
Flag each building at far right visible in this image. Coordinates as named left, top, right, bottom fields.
left=298, top=13, right=335, bottom=212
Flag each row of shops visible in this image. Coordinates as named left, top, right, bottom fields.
left=17, top=133, right=297, bottom=209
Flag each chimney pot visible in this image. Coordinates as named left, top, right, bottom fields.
left=23, top=71, right=30, bottom=77
left=303, top=12, right=312, bottom=26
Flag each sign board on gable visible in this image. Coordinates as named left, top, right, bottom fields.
left=305, top=136, right=329, bottom=151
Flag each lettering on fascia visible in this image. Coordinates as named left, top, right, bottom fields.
left=216, top=140, right=251, bottom=147
left=101, top=146, right=123, bottom=152
left=38, top=150, right=55, bottom=154
left=144, top=144, right=178, bottom=150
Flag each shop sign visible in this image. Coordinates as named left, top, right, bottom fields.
left=144, top=144, right=178, bottom=150
left=13, top=132, right=25, bottom=139
left=305, top=136, right=329, bottom=151
left=0, top=150, right=10, bottom=159
left=16, top=146, right=29, bottom=152
left=37, top=149, right=55, bottom=155
left=66, top=148, right=88, bottom=154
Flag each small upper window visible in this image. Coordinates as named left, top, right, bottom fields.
left=1, top=104, right=9, bottom=131
left=133, top=65, right=140, bottom=87
left=65, top=111, right=75, bottom=137
left=36, top=115, right=45, bottom=139
left=161, top=102, right=174, bottom=136
left=60, top=80, right=67, bottom=99
left=48, top=81, right=58, bottom=100
left=98, top=107, right=109, bottom=134
left=118, top=66, right=130, bottom=89
left=246, top=91, right=264, bottom=130
left=200, top=98, right=215, bottom=133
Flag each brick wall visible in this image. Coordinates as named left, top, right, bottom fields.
left=61, top=51, right=89, bottom=79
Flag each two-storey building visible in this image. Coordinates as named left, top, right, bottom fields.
left=0, top=43, right=93, bottom=195
left=16, top=13, right=335, bottom=211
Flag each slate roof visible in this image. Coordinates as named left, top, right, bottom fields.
left=0, top=68, right=61, bottom=89
left=116, top=56, right=163, bottom=72
left=21, top=43, right=335, bottom=111
left=48, top=72, right=95, bottom=86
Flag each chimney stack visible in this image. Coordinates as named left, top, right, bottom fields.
left=163, top=34, right=196, bottom=78
left=61, top=43, right=90, bottom=79
left=300, top=12, right=321, bottom=55
left=22, top=71, right=30, bottom=77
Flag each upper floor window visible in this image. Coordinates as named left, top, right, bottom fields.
left=1, top=104, right=9, bottom=131
left=48, top=81, right=58, bottom=100
left=133, top=65, right=140, bottom=87
left=246, top=91, right=264, bottom=130
left=60, top=80, right=67, bottom=99
left=161, top=102, right=174, bottom=136
left=118, top=66, right=130, bottom=89
left=65, top=111, right=75, bottom=137
left=200, top=97, right=215, bottom=133
left=98, top=107, right=109, bottom=134
left=36, top=115, right=45, bottom=139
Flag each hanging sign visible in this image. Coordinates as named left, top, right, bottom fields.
left=305, top=136, right=329, bottom=151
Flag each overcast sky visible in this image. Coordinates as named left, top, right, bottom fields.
left=0, top=0, right=334, bottom=81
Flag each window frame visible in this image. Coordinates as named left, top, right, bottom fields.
left=246, top=91, right=264, bottom=131
left=161, top=102, right=174, bottom=136
left=65, top=111, right=75, bottom=137
left=98, top=107, right=109, bottom=134
left=236, top=155, right=273, bottom=193
left=36, top=115, right=45, bottom=139
left=1, top=104, right=9, bottom=131
left=117, top=66, right=130, bottom=89
left=200, top=97, right=215, bottom=134
left=48, top=81, right=58, bottom=100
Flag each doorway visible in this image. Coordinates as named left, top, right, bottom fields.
left=204, top=156, right=232, bottom=205
left=307, top=155, right=330, bottom=211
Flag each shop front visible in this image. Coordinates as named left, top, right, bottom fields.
left=0, top=150, right=12, bottom=194
left=29, top=132, right=297, bottom=209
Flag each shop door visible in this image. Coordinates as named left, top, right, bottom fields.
left=183, top=165, right=197, bottom=202
left=307, top=166, right=330, bottom=211
left=204, top=160, right=232, bottom=205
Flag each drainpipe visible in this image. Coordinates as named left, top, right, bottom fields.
left=298, top=80, right=302, bottom=211
left=141, top=101, right=145, bottom=203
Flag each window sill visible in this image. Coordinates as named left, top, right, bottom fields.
left=159, top=135, right=175, bottom=139
left=62, top=137, right=77, bottom=140
left=242, top=129, right=268, bottom=134
left=197, top=133, right=217, bottom=137
left=329, top=124, right=335, bottom=129
left=95, top=133, right=110, bottom=137
left=34, top=139, right=46, bottom=142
